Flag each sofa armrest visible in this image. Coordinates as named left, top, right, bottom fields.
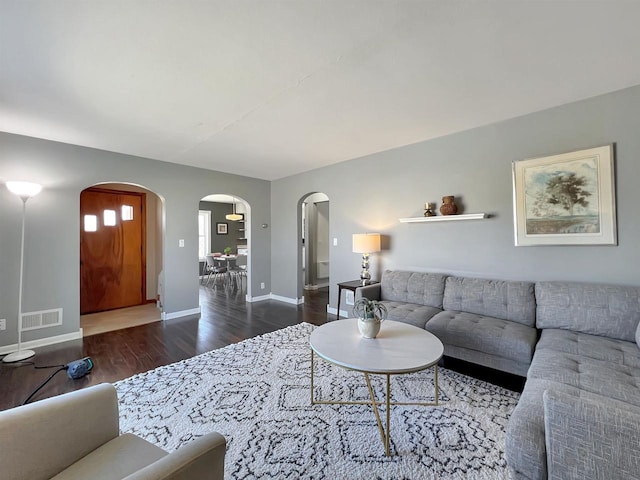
left=355, top=283, right=381, bottom=302
left=125, top=432, right=227, bottom=480
left=0, top=383, right=120, bottom=480
left=543, top=389, right=640, bottom=480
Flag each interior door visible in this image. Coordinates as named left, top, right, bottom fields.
left=80, top=188, right=146, bottom=314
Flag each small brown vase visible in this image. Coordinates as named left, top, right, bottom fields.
left=440, top=196, right=458, bottom=215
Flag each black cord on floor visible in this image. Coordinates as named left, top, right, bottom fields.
left=22, top=366, right=66, bottom=405
left=1, top=361, right=65, bottom=369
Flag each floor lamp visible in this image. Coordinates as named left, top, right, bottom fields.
left=3, top=181, right=42, bottom=363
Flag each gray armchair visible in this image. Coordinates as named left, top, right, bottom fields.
left=0, top=383, right=226, bottom=480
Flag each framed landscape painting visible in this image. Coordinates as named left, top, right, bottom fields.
left=512, top=145, right=616, bottom=246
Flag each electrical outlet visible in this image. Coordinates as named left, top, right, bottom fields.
left=178, top=239, right=185, bottom=247
left=261, top=282, right=265, bottom=289
left=345, top=291, right=355, bottom=305
left=0, top=318, right=5, bottom=331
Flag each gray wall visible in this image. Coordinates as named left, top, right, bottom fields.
left=271, top=85, right=640, bottom=310
left=0, top=132, right=271, bottom=347
left=198, top=201, right=243, bottom=255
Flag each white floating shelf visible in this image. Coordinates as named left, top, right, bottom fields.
left=399, top=213, right=487, bottom=223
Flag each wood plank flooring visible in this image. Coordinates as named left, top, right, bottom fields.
left=0, top=284, right=523, bottom=411
left=0, top=286, right=331, bottom=411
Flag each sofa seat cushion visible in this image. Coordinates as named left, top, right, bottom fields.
left=537, top=329, right=640, bottom=368
left=425, top=310, right=538, bottom=364
left=380, top=301, right=442, bottom=329
left=527, top=348, right=640, bottom=407
left=51, top=433, right=167, bottom=480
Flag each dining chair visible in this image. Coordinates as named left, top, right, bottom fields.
left=204, top=255, right=227, bottom=287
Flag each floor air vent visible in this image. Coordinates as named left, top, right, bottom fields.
left=21, top=308, right=63, bottom=331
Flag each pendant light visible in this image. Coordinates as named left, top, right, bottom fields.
left=225, top=196, right=243, bottom=221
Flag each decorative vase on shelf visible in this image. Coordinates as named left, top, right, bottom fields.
left=439, top=196, right=458, bottom=215
left=352, top=298, right=388, bottom=339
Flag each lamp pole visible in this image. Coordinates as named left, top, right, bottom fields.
left=3, top=182, right=41, bottom=363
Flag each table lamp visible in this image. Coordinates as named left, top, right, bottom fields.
left=352, top=233, right=381, bottom=285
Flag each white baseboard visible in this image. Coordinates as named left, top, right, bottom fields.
left=326, top=306, right=349, bottom=318
left=0, top=329, right=83, bottom=355
left=247, top=294, right=272, bottom=303
left=271, top=294, right=304, bottom=305
left=161, top=306, right=201, bottom=321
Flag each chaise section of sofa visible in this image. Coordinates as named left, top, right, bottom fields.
left=506, top=281, right=640, bottom=480
left=355, top=270, right=447, bottom=328
left=425, top=277, right=539, bottom=377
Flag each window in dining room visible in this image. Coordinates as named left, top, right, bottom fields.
left=198, top=210, right=211, bottom=260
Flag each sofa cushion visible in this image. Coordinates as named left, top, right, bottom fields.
left=537, top=329, right=640, bottom=369
left=379, top=301, right=442, bottom=329
left=442, top=277, right=536, bottom=327
left=426, top=310, right=538, bottom=365
left=527, top=348, right=640, bottom=407
left=536, top=281, right=640, bottom=342
left=380, top=270, right=447, bottom=307
left=51, top=433, right=167, bottom=480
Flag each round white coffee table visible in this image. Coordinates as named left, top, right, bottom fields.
left=309, top=318, right=444, bottom=456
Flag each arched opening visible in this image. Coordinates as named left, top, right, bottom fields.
left=198, top=194, right=251, bottom=301
left=79, top=182, right=164, bottom=336
left=297, top=192, right=330, bottom=307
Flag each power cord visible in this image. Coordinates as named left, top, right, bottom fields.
left=22, top=366, right=67, bottom=405
left=21, top=357, right=94, bottom=405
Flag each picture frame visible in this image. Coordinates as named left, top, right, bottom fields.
left=512, top=145, right=616, bottom=246
left=216, top=222, right=228, bottom=235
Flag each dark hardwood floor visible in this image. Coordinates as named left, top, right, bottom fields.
left=0, top=285, right=331, bottom=411
left=0, top=284, right=523, bottom=411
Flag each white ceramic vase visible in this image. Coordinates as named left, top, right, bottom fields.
left=358, top=317, right=382, bottom=339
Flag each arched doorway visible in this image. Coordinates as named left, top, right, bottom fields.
left=79, top=182, right=164, bottom=336
left=199, top=194, right=251, bottom=299
left=298, top=192, right=330, bottom=303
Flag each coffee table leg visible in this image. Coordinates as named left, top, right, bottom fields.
left=385, top=374, right=391, bottom=456
left=364, top=373, right=391, bottom=456
left=310, top=349, right=315, bottom=404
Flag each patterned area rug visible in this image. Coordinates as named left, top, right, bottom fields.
left=115, top=322, right=519, bottom=479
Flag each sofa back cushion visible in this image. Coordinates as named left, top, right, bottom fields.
left=443, top=277, right=536, bottom=327
left=380, top=270, right=447, bottom=308
left=536, top=281, right=640, bottom=342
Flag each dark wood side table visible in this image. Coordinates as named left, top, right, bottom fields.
left=336, top=280, right=380, bottom=318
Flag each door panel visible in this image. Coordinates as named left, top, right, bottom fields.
left=80, top=188, right=146, bottom=314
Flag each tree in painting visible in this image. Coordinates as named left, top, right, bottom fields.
left=544, top=172, right=591, bottom=216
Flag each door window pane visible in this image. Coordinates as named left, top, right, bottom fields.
left=104, top=209, right=116, bottom=226
left=122, top=205, right=134, bottom=221
left=84, top=215, right=97, bottom=232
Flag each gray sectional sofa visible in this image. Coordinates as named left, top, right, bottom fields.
left=355, top=270, right=640, bottom=480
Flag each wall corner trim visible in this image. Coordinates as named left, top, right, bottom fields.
left=161, top=306, right=201, bottom=321
left=0, top=329, right=83, bottom=355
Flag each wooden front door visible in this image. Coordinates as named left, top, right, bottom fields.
left=80, top=188, right=146, bottom=314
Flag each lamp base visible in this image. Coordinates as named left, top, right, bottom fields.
left=2, top=349, right=35, bottom=363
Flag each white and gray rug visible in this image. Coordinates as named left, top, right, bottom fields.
left=114, top=322, right=520, bottom=479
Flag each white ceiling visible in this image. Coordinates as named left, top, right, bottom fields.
left=2, top=1, right=640, bottom=181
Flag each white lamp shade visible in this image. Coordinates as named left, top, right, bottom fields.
left=225, top=213, right=243, bottom=221
left=352, top=233, right=381, bottom=253
left=6, top=181, right=42, bottom=198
